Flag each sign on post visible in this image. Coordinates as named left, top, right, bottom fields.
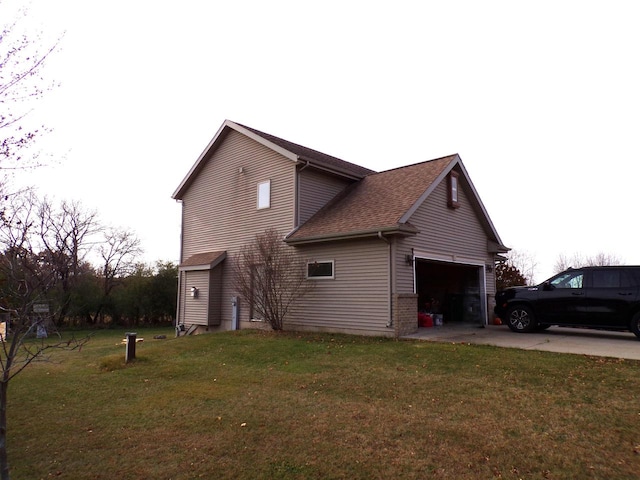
left=33, top=304, right=50, bottom=338
left=33, top=304, right=49, bottom=313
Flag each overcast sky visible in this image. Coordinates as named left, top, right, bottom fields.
left=8, top=0, right=640, bottom=282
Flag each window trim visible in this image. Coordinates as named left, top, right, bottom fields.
left=257, top=180, right=271, bottom=209
left=306, top=260, right=335, bottom=280
left=447, top=171, right=460, bottom=209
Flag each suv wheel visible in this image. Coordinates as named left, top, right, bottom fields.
left=505, top=305, right=536, bottom=333
left=631, top=312, right=640, bottom=339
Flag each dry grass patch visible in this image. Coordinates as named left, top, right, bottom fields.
left=8, top=329, right=640, bottom=479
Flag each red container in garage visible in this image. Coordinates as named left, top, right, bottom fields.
left=418, top=312, right=433, bottom=327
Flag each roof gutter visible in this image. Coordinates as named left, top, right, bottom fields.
left=297, top=155, right=371, bottom=180
left=285, top=224, right=418, bottom=246
left=298, top=159, right=311, bottom=172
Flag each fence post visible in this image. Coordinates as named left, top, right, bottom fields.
left=125, top=332, right=137, bottom=363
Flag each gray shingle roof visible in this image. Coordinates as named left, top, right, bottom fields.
left=236, top=123, right=375, bottom=179
left=179, top=251, right=226, bottom=269
left=173, top=120, right=375, bottom=200
left=286, top=155, right=457, bottom=244
left=174, top=120, right=506, bottom=251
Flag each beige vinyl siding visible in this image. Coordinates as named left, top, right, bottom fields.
left=289, top=238, right=392, bottom=336
left=177, top=270, right=186, bottom=323
left=182, top=270, right=210, bottom=326
left=396, top=177, right=495, bottom=294
left=179, top=130, right=297, bottom=327
left=208, top=265, right=223, bottom=326
left=180, top=130, right=296, bottom=259
left=298, top=168, right=352, bottom=225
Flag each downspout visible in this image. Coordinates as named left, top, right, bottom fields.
left=294, top=160, right=311, bottom=227
left=175, top=199, right=184, bottom=337
left=175, top=271, right=182, bottom=337
left=377, top=232, right=393, bottom=329
left=298, top=159, right=311, bottom=172
left=481, top=264, right=488, bottom=326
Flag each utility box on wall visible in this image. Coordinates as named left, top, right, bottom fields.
left=231, top=296, right=239, bottom=330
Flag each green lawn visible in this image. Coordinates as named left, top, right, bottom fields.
left=8, top=328, right=640, bottom=479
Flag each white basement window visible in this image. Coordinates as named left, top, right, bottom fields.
left=307, top=260, right=335, bottom=279
left=257, top=180, right=271, bottom=209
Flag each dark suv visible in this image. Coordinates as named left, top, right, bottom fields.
left=495, top=266, right=640, bottom=338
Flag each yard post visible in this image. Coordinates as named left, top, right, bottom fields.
left=125, top=332, right=137, bottom=363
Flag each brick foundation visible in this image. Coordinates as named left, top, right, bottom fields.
left=393, top=293, right=418, bottom=337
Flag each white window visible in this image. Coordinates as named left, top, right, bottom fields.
left=451, top=175, right=458, bottom=203
left=257, top=180, right=271, bottom=209
left=307, top=260, right=335, bottom=279
left=447, top=171, right=460, bottom=209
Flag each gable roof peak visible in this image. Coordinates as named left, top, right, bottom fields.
left=230, top=121, right=375, bottom=179
left=375, top=154, right=460, bottom=177
left=173, top=120, right=375, bottom=199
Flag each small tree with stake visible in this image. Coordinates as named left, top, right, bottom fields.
left=0, top=6, right=90, bottom=477
left=233, top=229, right=313, bottom=331
left=0, top=196, right=89, bottom=480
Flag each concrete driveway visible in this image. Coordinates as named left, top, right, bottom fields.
left=403, top=324, right=640, bottom=360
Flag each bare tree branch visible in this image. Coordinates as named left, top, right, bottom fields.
left=554, top=251, right=623, bottom=273
left=233, top=229, right=313, bottom=331
left=1, top=2, right=62, bottom=195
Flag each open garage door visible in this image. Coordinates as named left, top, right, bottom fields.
left=415, top=258, right=486, bottom=325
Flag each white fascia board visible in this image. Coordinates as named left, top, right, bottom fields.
left=455, top=158, right=506, bottom=248
left=172, top=120, right=231, bottom=199
left=228, top=121, right=299, bottom=162
left=398, top=154, right=506, bottom=249
left=172, top=120, right=300, bottom=200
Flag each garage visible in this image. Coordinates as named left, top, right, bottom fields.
left=414, top=258, right=487, bottom=326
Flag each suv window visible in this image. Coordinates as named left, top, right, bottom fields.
left=592, top=269, right=634, bottom=288
left=593, top=269, right=619, bottom=288
left=550, top=271, right=583, bottom=289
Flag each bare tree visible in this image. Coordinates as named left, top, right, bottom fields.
left=553, top=252, right=575, bottom=273
left=0, top=192, right=89, bottom=480
left=0, top=3, right=61, bottom=194
left=505, top=250, right=538, bottom=285
left=89, top=227, right=142, bottom=323
left=37, top=198, right=100, bottom=325
left=588, top=252, right=623, bottom=267
left=554, top=252, right=623, bottom=273
left=38, top=199, right=98, bottom=272
left=233, top=229, right=313, bottom=331
left=99, top=227, right=142, bottom=295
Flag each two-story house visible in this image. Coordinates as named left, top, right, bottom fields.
left=172, top=120, right=508, bottom=337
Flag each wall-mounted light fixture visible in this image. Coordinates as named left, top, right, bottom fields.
left=190, top=286, right=198, bottom=298
left=486, top=264, right=494, bottom=273
left=405, top=254, right=413, bottom=266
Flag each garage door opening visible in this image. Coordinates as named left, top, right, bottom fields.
left=415, top=259, right=485, bottom=326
